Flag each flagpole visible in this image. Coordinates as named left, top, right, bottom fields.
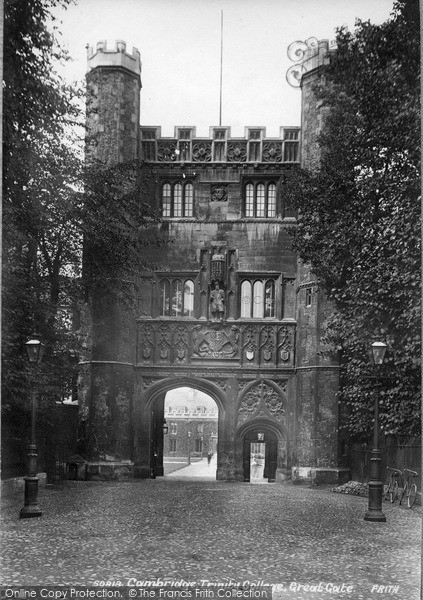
left=219, top=10, right=223, bottom=126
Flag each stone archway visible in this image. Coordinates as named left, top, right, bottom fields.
left=133, top=376, right=229, bottom=479
left=234, top=379, right=288, bottom=482
left=237, top=423, right=282, bottom=483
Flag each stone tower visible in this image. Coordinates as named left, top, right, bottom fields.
left=86, top=40, right=141, bottom=165
left=80, top=41, right=142, bottom=462
left=293, top=40, right=345, bottom=481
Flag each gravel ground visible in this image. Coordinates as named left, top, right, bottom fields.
left=1, top=478, right=421, bottom=600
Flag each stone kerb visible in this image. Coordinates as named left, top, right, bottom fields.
left=292, top=466, right=351, bottom=485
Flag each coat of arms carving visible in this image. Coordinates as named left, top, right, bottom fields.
left=211, top=185, right=228, bottom=202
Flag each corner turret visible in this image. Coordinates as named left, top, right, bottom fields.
left=85, top=40, right=142, bottom=165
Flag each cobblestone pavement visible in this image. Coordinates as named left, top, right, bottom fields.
left=1, top=473, right=421, bottom=600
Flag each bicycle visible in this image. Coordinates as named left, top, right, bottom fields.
left=385, top=467, right=402, bottom=503
left=399, top=468, right=419, bottom=508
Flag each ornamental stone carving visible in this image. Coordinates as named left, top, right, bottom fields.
left=211, top=185, right=228, bottom=202
left=227, top=142, right=247, bottom=162
left=137, top=321, right=295, bottom=366
left=192, top=324, right=240, bottom=359
left=242, top=324, right=259, bottom=361
left=262, top=142, right=282, bottom=162
left=157, top=141, right=177, bottom=162
left=192, top=141, right=212, bottom=162
left=237, top=380, right=286, bottom=425
left=260, top=325, right=276, bottom=361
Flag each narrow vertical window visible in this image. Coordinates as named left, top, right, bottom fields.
left=253, top=281, right=263, bottom=318
left=160, top=280, right=170, bottom=316
left=183, top=280, right=194, bottom=316
left=162, top=184, right=171, bottom=217
left=241, top=280, right=252, bottom=317
left=256, top=183, right=265, bottom=217
left=306, top=287, right=312, bottom=307
left=171, top=279, right=183, bottom=316
left=264, top=280, right=275, bottom=318
left=185, top=183, right=193, bottom=217
left=267, top=183, right=276, bottom=217
left=246, top=184, right=254, bottom=217
left=174, top=183, right=182, bottom=217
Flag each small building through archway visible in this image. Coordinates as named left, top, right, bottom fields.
left=162, top=387, right=218, bottom=478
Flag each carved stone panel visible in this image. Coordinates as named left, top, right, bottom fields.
left=172, top=324, right=190, bottom=363
left=192, top=141, right=212, bottom=162
left=277, top=325, right=295, bottom=366
left=227, top=142, right=247, bottom=162
left=137, top=320, right=295, bottom=366
left=211, top=185, right=228, bottom=202
left=192, top=324, right=240, bottom=359
left=262, top=142, right=282, bottom=162
left=237, top=380, right=286, bottom=426
left=260, top=325, right=276, bottom=364
left=242, top=324, right=259, bottom=364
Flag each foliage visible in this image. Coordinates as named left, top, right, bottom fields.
left=286, top=0, right=420, bottom=439
left=2, top=0, right=166, bottom=442
left=2, top=0, right=84, bottom=424
left=82, top=160, right=164, bottom=306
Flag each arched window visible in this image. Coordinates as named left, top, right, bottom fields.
left=246, top=184, right=254, bottom=217
left=253, top=281, right=264, bottom=318
left=241, top=281, right=252, bottom=317
left=264, top=280, right=275, bottom=317
left=173, top=184, right=182, bottom=217
left=185, top=183, right=193, bottom=217
left=244, top=181, right=278, bottom=218
left=171, top=279, right=183, bottom=316
left=159, top=277, right=196, bottom=317
left=256, top=184, right=265, bottom=218
left=161, top=181, right=195, bottom=217
left=162, top=184, right=171, bottom=217
left=159, top=279, right=170, bottom=316
left=183, top=280, right=194, bottom=316
left=267, top=184, right=276, bottom=217
left=240, top=278, right=277, bottom=318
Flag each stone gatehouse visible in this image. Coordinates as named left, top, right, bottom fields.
left=79, top=39, right=347, bottom=483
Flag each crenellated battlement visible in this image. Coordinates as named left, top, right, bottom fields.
left=140, top=125, right=300, bottom=163
left=87, top=40, right=141, bottom=77
left=301, top=39, right=335, bottom=75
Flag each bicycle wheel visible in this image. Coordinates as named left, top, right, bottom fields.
left=390, top=480, right=399, bottom=503
left=398, top=485, right=407, bottom=506
left=407, top=484, right=417, bottom=508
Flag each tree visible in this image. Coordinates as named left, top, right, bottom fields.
left=2, top=0, right=84, bottom=451
left=286, top=0, right=420, bottom=439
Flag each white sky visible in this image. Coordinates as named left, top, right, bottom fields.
left=55, top=0, right=395, bottom=137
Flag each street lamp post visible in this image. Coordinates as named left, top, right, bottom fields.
left=20, top=334, right=45, bottom=519
left=364, top=341, right=387, bottom=523
left=187, top=431, right=191, bottom=465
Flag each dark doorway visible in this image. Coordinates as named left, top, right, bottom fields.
left=243, top=428, right=277, bottom=483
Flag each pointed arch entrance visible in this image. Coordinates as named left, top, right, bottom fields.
left=240, top=425, right=280, bottom=483
left=134, top=376, right=227, bottom=480
left=234, top=379, right=288, bottom=482
left=163, top=387, right=218, bottom=477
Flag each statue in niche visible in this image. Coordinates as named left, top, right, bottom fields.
left=210, top=282, right=225, bottom=321
left=211, top=247, right=225, bottom=283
